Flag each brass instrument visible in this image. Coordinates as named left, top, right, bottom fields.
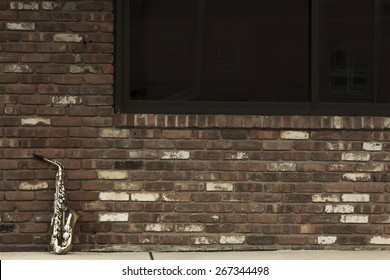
left=33, top=154, right=79, bottom=254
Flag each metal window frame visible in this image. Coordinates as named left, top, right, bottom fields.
left=115, top=0, right=390, bottom=116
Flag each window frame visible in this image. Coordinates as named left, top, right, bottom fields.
left=115, top=0, right=389, bottom=116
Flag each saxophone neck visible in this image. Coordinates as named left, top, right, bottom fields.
left=33, top=153, right=64, bottom=170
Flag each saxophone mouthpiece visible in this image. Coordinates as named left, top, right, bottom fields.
left=33, top=153, right=46, bottom=161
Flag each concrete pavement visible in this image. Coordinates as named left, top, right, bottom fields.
left=1, top=250, right=389, bottom=260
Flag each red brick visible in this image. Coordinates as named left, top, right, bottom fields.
left=247, top=214, right=278, bottom=223
left=3, top=235, right=33, bottom=244
left=96, top=235, right=128, bottom=244
left=5, top=191, right=34, bottom=201
left=325, top=183, right=355, bottom=193
left=278, top=236, right=307, bottom=245
left=19, top=224, right=48, bottom=233
left=247, top=236, right=276, bottom=245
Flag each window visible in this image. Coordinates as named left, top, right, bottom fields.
left=115, top=0, right=390, bottom=115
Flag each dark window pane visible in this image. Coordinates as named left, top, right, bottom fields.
left=379, top=0, right=390, bottom=102
left=129, top=0, right=309, bottom=103
left=319, top=0, right=377, bottom=103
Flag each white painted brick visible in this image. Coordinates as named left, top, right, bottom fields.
left=10, top=1, right=39, bottom=10
left=19, top=181, right=48, bottom=190
left=53, top=33, right=83, bottom=42
left=219, top=235, right=245, bottom=244
left=52, top=96, right=82, bottom=105
left=340, top=215, right=369, bottom=224
left=6, top=22, right=35, bottom=30
left=99, top=192, right=129, bottom=201
left=206, top=182, right=234, bottom=192
left=145, top=224, right=173, bottom=232
left=99, top=128, right=130, bottom=138
left=131, top=193, right=160, bottom=202
left=318, top=236, right=337, bottom=245
left=161, top=151, right=190, bottom=160
left=176, top=224, right=204, bottom=232
left=384, top=118, right=390, bottom=129
left=193, top=237, right=216, bottom=245
left=356, top=163, right=384, bottom=172
left=342, top=152, right=370, bottom=162
left=342, top=173, right=371, bottom=182
left=326, top=142, right=353, bottom=151
left=363, top=142, right=383, bottom=151
left=342, top=194, right=370, bottom=202
left=281, top=131, right=309, bottom=140
left=21, top=118, right=51, bottom=126
left=97, top=170, right=128, bottom=180
left=267, top=162, right=296, bottom=172
left=42, top=1, right=62, bottom=10
left=369, top=236, right=390, bottom=245
left=114, top=182, right=142, bottom=191
left=333, top=116, right=343, bottom=129
left=325, top=205, right=354, bottom=214
left=4, top=64, right=32, bottom=73
left=312, top=194, right=340, bottom=203
left=99, top=213, right=128, bottom=222
left=69, top=65, right=99, bottom=74
left=225, top=152, right=250, bottom=160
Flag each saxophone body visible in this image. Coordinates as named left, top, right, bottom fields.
left=33, top=154, right=79, bottom=254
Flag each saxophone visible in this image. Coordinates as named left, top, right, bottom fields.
left=33, top=154, right=79, bottom=254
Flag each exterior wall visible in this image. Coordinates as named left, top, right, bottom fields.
left=1, top=0, right=390, bottom=252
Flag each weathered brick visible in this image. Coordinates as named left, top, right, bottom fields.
left=223, top=151, right=250, bottom=160
left=175, top=224, right=204, bottom=232
left=99, top=192, right=129, bottom=201
left=356, top=163, right=384, bottom=172
left=342, top=152, right=370, bottom=162
left=280, top=130, right=309, bottom=140
left=325, top=142, right=353, bottom=151
left=21, top=118, right=51, bottom=126
left=206, top=182, right=234, bottom=192
left=6, top=22, right=35, bottom=30
left=42, top=1, right=63, bottom=10
left=341, top=194, right=370, bottom=202
left=18, top=182, right=48, bottom=191
left=363, top=142, right=383, bottom=151
left=131, top=193, right=159, bottom=202
left=340, top=215, right=369, bottom=224
left=99, top=213, right=129, bottom=222
left=267, top=162, right=296, bottom=172
left=161, top=151, right=190, bottom=160
left=4, top=64, right=33, bottom=73
left=317, top=236, right=337, bottom=245
left=144, top=224, right=173, bottom=232
left=10, top=1, right=39, bottom=10
left=162, top=193, right=190, bottom=202
left=325, top=205, right=354, bottom=214
left=100, top=128, right=130, bottom=138
left=51, top=96, right=83, bottom=105
left=97, top=170, right=128, bottom=180
left=342, top=173, right=371, bottom=182
left=192, top=236, right=218, bottom=245
left=219, top=235, right=245, bottom=244
left=53, top=33, right=83, bottom=42
left=369, top=236, right=390, bottom=245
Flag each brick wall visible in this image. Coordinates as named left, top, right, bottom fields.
left=1, top=0, right=390, bottom=252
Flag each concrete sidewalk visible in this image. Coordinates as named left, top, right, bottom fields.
left=1, top=250, right=389, bottom=260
